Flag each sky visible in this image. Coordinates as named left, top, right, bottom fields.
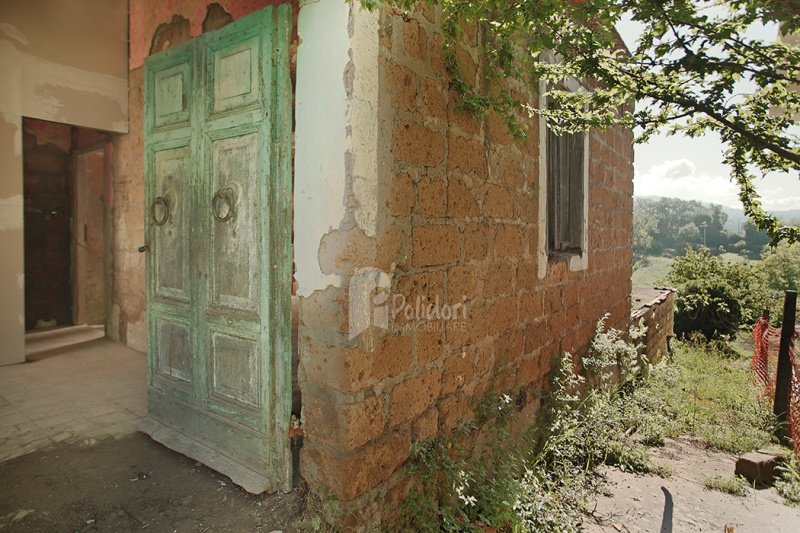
left=615, top=15, right=800, bottom=211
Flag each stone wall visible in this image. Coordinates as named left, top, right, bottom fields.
left=296, top=3, right=634, bottom=526
left=632, top=287, right=676, bottom=364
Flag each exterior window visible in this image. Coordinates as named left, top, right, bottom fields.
left=546, top=127, right=585, bottom=254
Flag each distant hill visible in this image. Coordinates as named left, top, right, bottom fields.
left=636, top=195, right=800, bottom=234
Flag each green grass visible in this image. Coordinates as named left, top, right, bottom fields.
left=719, top=252, right=753, bottom=263
left=632, top=255, right=674, bottom=287
left=628, top=339, right=777, bottom=453
left=703, top=474, right=751, bottom=497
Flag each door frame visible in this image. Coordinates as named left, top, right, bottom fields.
left=70, top=141, right=112, bottom=328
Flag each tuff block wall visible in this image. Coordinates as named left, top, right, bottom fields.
left=295, top=2, right=634, bottom=526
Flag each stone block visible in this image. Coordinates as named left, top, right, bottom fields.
left=735, top=451, right=783, bottom=486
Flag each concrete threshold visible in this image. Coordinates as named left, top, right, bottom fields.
left=25, top=324, right=105, bottom=360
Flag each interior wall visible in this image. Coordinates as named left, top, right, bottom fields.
left=0, top=0, right=128, bottom=365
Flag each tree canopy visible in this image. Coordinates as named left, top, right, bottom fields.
left=363, top=0, right=800, bottom=243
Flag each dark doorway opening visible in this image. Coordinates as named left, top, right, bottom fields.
left=22, top=118, right=112, bottom=343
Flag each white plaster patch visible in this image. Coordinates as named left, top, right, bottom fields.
left=0, top=195, right=23, bottom=229
left=0, top=112, right=21, bottom=157
left=0, top=23, right=29, bottom=46
left=348, top=7, right=381, bottom=237
left=537, top=80, right=548, bottom=279
left=294, top=0, right=352, bottom=297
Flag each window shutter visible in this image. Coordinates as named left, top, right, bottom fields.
left=546, top=128, right=584, bottom=253
left=547, top=127, right=559, bottom=250
left=567, top=132, right=584, bottom=250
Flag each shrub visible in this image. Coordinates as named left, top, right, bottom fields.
left=776, top=454, right=800, bottom=505
left=760, top=243, right=800, bottom=293
left=758, top=243, right=800, bottom=324
left=668, top=248, right=768, bottom=339
left=673, top=278, right=742, bottom=339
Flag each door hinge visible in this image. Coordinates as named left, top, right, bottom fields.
left=288, top=414, right=303, bottom=441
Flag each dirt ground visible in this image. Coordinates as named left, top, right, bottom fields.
left=585, top=438, right=800, bottom=533
left=0, top=433, right=304, bottom=532
left=3, top=433, right=800, bottom=531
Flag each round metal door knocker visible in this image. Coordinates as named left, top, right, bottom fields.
left=151, top=196, right=171, bottom=226
left=212, top=187, right=236, bottom=222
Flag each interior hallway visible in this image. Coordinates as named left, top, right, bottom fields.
left=0, top=338, right=145, bottom=463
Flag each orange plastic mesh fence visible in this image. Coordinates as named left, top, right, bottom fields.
left=751, top=317, right=800, bottom=455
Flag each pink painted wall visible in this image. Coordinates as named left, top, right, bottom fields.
left=129, top=0, right=291, bottom=69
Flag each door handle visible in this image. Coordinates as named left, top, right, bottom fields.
left=138, top=245, right=150, bottom=253
left=211, top=187, right=236, bottom=222
left=151, top=196, right=171, bottom=226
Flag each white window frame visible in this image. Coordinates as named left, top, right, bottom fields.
left=537, top=75, right=590, bottom=279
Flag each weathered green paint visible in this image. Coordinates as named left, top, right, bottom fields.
left=142, top=5, right=293, bottom=494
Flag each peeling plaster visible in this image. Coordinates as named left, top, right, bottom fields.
left=348, top=8, right=381, bottom=237
left=294, top=0, right=382, bottom=297
left=129, top=0, right=290, bottom=69
left=294, top=0, right=351, bottom=297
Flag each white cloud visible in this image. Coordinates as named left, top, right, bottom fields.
left=661, top=159, right=696, bottom=180
left=634, top=159, right=800, bottom=212
left=634, top=159, right=741, bottom=208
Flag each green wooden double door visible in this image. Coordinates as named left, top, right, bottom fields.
left=141, top=6, right=293, bottom=493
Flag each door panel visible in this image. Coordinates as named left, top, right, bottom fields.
left=153, top=61, right=192, bottom=129
left=142, top=5, right=293, bottom=494
left=210, top=330, right=260, bottom=408
left=212, top=36, right=261, bottom=113
left=208, top=131, right=260, bottom=312
left=152, top=145, right=191, bottom=303
left=154, top=317, right=193, bottom=384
